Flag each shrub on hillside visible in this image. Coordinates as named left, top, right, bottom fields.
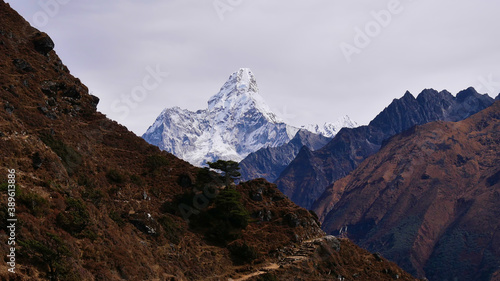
left=227, top=240, right=259, bottom=265
left=19, top=233, right=78, bottom=280
left=105, top=169, right=126, bottom=184
left=158, top=215, right=184, bottom=244
left=56, top=198, right=90, bottom=235
left=39, top=133, right=82, bottom=176
left=196, top=188, right=250, bottom=244
left=18, top=191, right=49, bottom=217
left=145, top=154, right=169, bottom=171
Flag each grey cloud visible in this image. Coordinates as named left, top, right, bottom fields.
left=6, top=0, right=500, bottom=135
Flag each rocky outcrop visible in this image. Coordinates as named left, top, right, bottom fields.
left=32, top=32, right=54, bottom=55
left=277, top=88, right=495, bottom=209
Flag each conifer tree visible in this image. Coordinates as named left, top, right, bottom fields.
left=207, top=160, right=241, bottom=188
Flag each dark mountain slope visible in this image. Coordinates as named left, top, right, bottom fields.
left=316, top=101, right=500, bottom=280
left=277, top=88, right=495, bottom=209
left=239, top=129, right=331, bottom=182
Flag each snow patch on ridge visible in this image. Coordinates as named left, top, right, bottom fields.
left=301, top=116, right=358, bottom=138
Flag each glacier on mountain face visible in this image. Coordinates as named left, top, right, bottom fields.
left=142, top=68, right=355, bottom=166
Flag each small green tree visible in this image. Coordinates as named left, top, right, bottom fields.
left=19, top=233, right=74, bottom=280
left=207, top=160, right=241, bottom=188
left=203, top=188, right=250, bottom=243
left=213, top=188, right=249, bottom=229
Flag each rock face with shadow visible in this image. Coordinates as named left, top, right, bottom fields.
left=239, top=129, right=332, bottom=183
left=276, top=88, right=495, bottom=210
left=315, top=101, right=500, bottom=281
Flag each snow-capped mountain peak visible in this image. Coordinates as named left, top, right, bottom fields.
left=143, top=68, right=296, bottom=166
left=142, top=68, right=356, bottom=166
left=208, top=68, right=258, bottom=109
left=236, top=67, right=257, bottom=93
left=207, top=68, right=281, bottom=123
left=301, top=115, right=358, bottom=138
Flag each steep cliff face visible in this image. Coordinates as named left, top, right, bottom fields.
left=0, top=2, right=417, bottom=280
left=316, top=102, right=500, bottom=281
left=277, top=89, right=495, bottom=209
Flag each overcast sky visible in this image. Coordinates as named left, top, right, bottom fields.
left=6, top=0, right=500, bottom=135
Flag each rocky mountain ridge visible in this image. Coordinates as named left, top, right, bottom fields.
left=276, top=88, right=496, bottom=210
left=239, top=129, right=332, bottom=182
left=239, top=117, right=359, bottom=183
left=315, top=101, right=500, bottom=281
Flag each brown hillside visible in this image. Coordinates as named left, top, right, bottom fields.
left=316, top=101, right=500, bottom=280
left=0, top=1, right=418, bottom=280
